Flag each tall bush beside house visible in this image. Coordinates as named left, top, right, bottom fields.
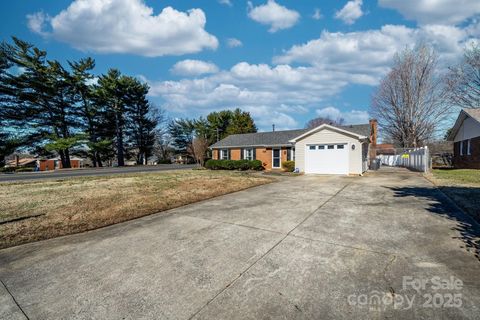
left=282, top=161, right=295, bottom=172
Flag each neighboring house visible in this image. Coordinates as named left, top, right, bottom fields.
left=210, top=120, right=377, bottom=175
left=5, top=155, right=84, bottom=171
left=376, top=144, right=396, bottom=155
left=38, top=157, right=84, bottom=171
left=448, top=108, right=480, bottom=169
left=5, top=156, right=37, bottom=169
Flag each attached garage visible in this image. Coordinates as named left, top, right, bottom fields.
left=210, top=120, right=376, bottom=174
left=290, top=124, right=371, bottom=175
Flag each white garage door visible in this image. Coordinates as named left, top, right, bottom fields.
left=305, top=144, right=349, bottom=174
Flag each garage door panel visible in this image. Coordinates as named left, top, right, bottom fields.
left=305, top=144, right=349, bottom=175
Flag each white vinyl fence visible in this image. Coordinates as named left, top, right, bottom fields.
left=378, top=147, right=430, bottom=173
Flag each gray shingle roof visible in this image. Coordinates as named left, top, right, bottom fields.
left=210, top=124, right=371, bottom=148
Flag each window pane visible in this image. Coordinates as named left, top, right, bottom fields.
left=337, top=144, right=345, bottom=149
left=319, top=145, right=325, bottom=150
left=309, top=145, right=316, bottom=150
left=328, top=145, right=334, bottom=149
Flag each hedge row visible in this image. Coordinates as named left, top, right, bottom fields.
left=205, top=159, right=263, bottom=171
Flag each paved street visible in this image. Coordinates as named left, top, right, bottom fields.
left=0, top=164, right=197, bottom=182
left=1, top=168, right=479, bottom=319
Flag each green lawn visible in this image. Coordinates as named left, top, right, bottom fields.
left=432, top=169, right=480, bottom=186
left=430, top=169, right=480, bottom=222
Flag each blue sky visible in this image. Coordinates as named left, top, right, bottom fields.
left=1, top=0, right=479, bottom=131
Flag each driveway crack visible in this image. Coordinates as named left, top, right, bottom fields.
left=187, top=182, right=352, bottom=320
left=383, top=255, right=397, bottom=294
left=0, top=278, right=30, bottom=320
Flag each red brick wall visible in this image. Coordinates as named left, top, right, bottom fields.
left=230, top=149, right=241, bottom=160
left=255, top=148, right=271, bottom=170
left=212, top=147, right=291, bottom=171
left=453, top=136, right=480, bottom=169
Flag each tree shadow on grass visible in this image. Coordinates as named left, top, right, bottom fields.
left=389, top=186, right=480, bottom=261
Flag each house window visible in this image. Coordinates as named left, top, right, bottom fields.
left=327, top=145, right=334, bottom=149
left=220, top=149, right=229, bottom=160
left=337, top=144, right=345, bottom=149
left=309, top=145, right=316, bottom=150
left=319, top=145, right=325, bottom=150
left=467, top=139, right=471, bottom=155
left=244, top=148, right=254, bottom=160
left=460, top=141, right=463, bottom=156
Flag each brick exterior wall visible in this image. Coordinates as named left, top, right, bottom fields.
left=212, top=147, right=291, bottom=170
left=453, top=136, right=480, bottom=169
left=230, top=149, right=241, bottom=160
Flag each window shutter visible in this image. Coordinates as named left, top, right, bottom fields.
left=253, top=148, right=256, bottom=160
left=240, top=148, right=244, bottom=160
left=228, top=149, right=231, bottom=160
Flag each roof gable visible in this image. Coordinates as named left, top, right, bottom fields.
left=290, top=124, right=370, bottom=142
left=447, top=108, right=480, bottom=141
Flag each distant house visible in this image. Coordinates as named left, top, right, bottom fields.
left=376, top=144, right=396, bottom=155
left=38, top=157, right=84, bottom=171
left=210, top=120, right=378, bottom=175
left=448, top=108, right=480, bottom=169
left=5, top=155, right=84, bottom=171
left=5, top=156, right=37, bottom=169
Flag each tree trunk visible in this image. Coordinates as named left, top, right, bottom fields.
left=58, top=150, right=66, bottom=169
left=97, top=154, right=103, bottom=167
left=115, top=105, right=125, bottom=167
left=63, top=148, right=72, bottom=168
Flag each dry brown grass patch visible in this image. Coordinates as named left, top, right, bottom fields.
left=0, top=170, right=272, bottom=249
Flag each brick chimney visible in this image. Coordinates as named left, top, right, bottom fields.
left=369, top=119, right=378, bottom=160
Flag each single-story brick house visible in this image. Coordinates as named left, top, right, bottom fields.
left=448, top=108, right=480, bottom=169
left=210, top=120, right=378, bottom=175
left=5, top=156, right=84, bottom=171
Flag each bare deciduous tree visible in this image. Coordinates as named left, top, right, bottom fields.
left=191, top=137, right=209, bottom=166
left=445, top=44, right=480, bottom=109
left=371, top=45, right=450, bottom=148
left=305, top=116, right=345, bottom=129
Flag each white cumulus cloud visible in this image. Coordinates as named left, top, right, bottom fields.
left=335, top=0, right=364, bottom=25
left=274, top=23, right=478, bottom=84
left=170, top=60, right=219, bottom=76
left=27, top=0, right=218, bottom=57
left=379, top=0, right=480, bottom=25
left=316, top=107, right=370, bottom=125
left=247, top=0, right=300, bottom=33
left=227, top=38, right=243, bottom=48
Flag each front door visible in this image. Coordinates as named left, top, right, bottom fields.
left=272, top=148, right=281, bottom=168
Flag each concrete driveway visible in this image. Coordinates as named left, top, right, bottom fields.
left=1, top=168, right=479, bottom=319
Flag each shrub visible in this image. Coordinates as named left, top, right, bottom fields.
left=1, top=166, right=16, bottom=173
left=249, top=160, right=263, bottom=171
left=205, top=159, right=264, bottom=171
left=282, top=161, right=295, bottom=172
